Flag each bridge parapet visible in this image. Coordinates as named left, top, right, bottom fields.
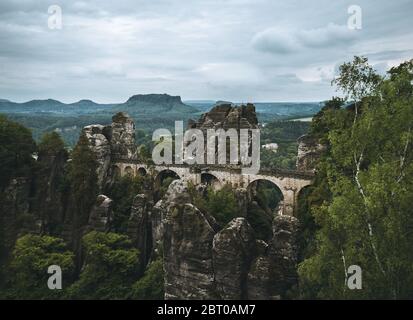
left=112, top=158, right=314, bottom=180
left=112, top=158, right=314, bottom=216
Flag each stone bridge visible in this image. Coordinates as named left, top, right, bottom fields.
left=114, top=159, right=314, bottom=216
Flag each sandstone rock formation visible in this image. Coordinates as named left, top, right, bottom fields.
left=212, top=218, right=256, bottom=299
left=127, top=194, right=153, bottom=272
left=83, top=124, right=112, bottom=190
left=163, top=190, right=217, bottom=298
left=88, top=195, right=113, bottom=232
left=161, top=180, right=300, bottom=300
left=191, top=103, right=258, bottom=131
left=82, top=112, right=137, bottom=190
left=111, top=112, right=137, bottom=159
left=296, top=134, right=326, bottom=172
left=188, top=103, right=259, bottom=165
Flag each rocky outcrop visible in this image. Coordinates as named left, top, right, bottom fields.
left=163, top=183, right=217, bottom=299
left=111, top=112, right=137, bottom=159
left=247, top=255, right=272, bottom=299
left=127, top=194, right=153, bottom=272
left=192, top=103, right=258, bottom=131
left=296, top=134, right=326, bottom=172
left=247, top=215, right=299, bottom=300
left=161, top=180, right=300, bottom=300
left=212, top=218, right=256, bottom=299
left=188, top=103, right=259, bottom=164
left=88, top=195, right=113, bottom=232
left=83, top=124, right=112, bottom=189
left=267, top=215, right=300, bottom=296
left=82, top=112, right=137, bottom=190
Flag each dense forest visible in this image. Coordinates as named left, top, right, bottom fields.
left=297, top=57, right=413, bottom=299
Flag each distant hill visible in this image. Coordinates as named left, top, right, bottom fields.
left=0, top=94, right=323, bottom=147
left=117, top=94, right=197, bottom=114
left=0, top=94, right=197, bottom=115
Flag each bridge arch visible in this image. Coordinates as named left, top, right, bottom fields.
left=137, top=167, right=147, bottom=176
left=246, top=179, right=284, bottom=241
left=246, top=179, right=284, bottom=212
left=201, top=173, right=222, bottom=190
left=154, top=169, right=181, bottom=201
left=124, top=166, right=134, bottom=176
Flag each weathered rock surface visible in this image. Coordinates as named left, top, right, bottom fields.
left=189, top=103, right=259, bottom=164
left=296, top=134, right=326, bottom=172
left=194, top=103, right=258, bottom=131
left=267, top=215, right=300, bottom=297
left=82, top=112, right=137, bottom=190
left=164, top=202, right=216, bottom=299
left=88, top=195, right=113, bottom=232
left=212, top=218, right=256, bottom=299
left=163, top=180, right=217, bottom=299
left=160, top=177, right=301, bottom=300
left=127, top=194, right=152, bottom=271
left=247, top=255, right=273, bottom=299
left=83, top=124, right=112, bottom=190
left=111, top=112, right=137, bottom=159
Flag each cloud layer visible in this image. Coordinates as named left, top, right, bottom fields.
left=0, top=0, right=412, bottom=102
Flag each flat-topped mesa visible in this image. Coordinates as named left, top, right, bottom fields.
left=126, top=93, right=183, bottom=105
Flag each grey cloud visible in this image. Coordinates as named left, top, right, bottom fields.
left=0, top=0, right=412, bottom=102
left=252, top=23, right=358, bottom=55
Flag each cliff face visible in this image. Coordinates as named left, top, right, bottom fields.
left=296, top=134, right=326, bottom=172
left=190, top=102, right=258, bottom=131
left=0, top=178, right=33, bottom=260
left=160, top=180, right=300, bottom=300
left=0, top=145, right=70, bottom=259
left=83, top=112, right=137, bottom=190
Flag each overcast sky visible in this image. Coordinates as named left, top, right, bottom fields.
left=0, top=0, right=412, bottom=103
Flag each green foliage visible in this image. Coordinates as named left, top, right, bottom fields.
left=158, top=176, right=177, bottom=200
left=332, top=56, right=382, bottom=104
left=260, top=120, right=309, bottom=169
left=310, top=97, right=346, bottom=143
left=38, top=131, right=66, bottom=156
left=0, top=115, right=36, bottom=190
left=66, top=231, right=139, bottom=300
left=299, top=57, right=413, bottom=299
left=246, top=203, right=272, bottom=241
left=131, top=258, right=164, bottom=300
left=68, top=133, right=98, bottom=227
left=107, top=175, right=147, bottom=233
left=190, top=184, right=239, bottom=226
left=2, top=234, right=74, bottom=299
